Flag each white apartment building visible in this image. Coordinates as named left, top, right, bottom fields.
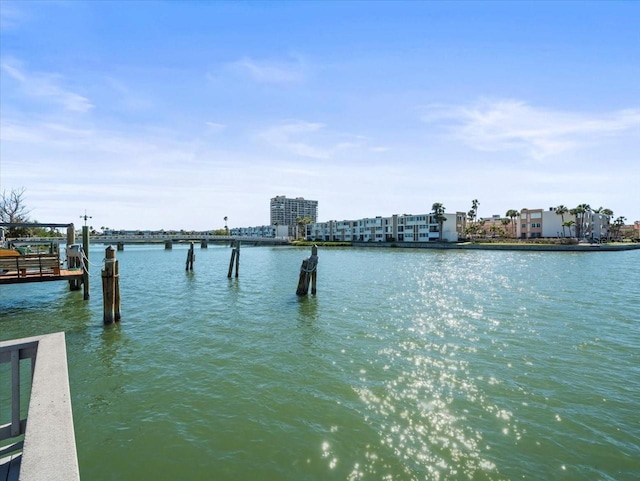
left=270, top=196, right=318, bottom=238
left=518, top=207, right=610, bottom=240
left=306, top=212, right=466, bottom=243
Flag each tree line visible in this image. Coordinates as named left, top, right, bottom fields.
left=460, top=199, right=631, bottom=241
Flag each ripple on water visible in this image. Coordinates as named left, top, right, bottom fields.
left=1, top=246, right=639, bottom=480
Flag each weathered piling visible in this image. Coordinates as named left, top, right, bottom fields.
left=82, top=225, right=90, bottom=300
left=201, top=239, right=208, bottom=248
left=186, top=242, right=195, bottom=271
left=102, top=246, right=121, bottom=324
left=117, top=242, right=124, bottom=251
left=296, top=245, right=318, bottom=296
left=227, top=240, right=240, bottom=278
left=165, top=240, right=173, bottom=250
left=66, top=224, right=75, bottom=247
left=114, top=252, right=121, bottom=322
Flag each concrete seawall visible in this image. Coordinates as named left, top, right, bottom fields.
left=351, top=241, right=640, bottom=252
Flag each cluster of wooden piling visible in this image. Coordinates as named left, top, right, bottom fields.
left=101, top=246, right=121, bottom=324
left=296, top=245, right=318, bottom=296
left=95, top=240, right=318, bottom=325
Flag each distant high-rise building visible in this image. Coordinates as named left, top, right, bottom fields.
left=270, top=195, right=318, bottom=237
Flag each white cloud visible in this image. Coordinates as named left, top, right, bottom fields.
left=257, top=121, right=385, bottom=160
left=1, top=60, right=94, bottom=112
left=422, top=99, right=640, bottom=160
left=258, top=121, right=331, bottom=159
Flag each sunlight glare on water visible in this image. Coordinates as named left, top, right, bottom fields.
left=1, top=245, right=639, bottom=481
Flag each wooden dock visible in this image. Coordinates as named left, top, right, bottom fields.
left=0, top=254, right=83, bottom=285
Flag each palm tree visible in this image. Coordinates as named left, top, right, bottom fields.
left=578, top=204, right=592, bottom=240
left=478, top=219, right=487, bottom=238
left=599, top=209, right=614, bottom=241
left=431, top=202, right=447, bottom=241
left=295, top=216, right=312, bottom=240
left=470, top=199, right=479, bottom=222
left=500, top=218, right=510, bottom=237
left=569, top=207, right=583, bottom=239
left=572, top=204, right=591, bottom=240
left=505, top=209, right=518, bottom=238
left=555, top=205, right=568, bottom=237
left=563, top=220, right=576, bottom=237
left=611, top=216, right=627, bottom=241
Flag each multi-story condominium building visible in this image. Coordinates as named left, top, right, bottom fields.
left=270, top=195, right=318, bottom=238
left=518, top=208, right=546, bottom=239
left=518, top=207, right=610, bottom=240
left=306, top=212, right=466, bottom=243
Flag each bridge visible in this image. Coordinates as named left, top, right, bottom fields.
left=7, top=233, right=291, bottom=247
left=90, top=234, right=291, bottom=246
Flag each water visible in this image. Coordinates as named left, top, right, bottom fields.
left=1, top=245, right=639, bottom=480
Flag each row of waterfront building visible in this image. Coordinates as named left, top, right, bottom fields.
left=227, top=196, right=629, bottom=243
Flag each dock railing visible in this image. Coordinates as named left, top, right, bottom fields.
left=0, top=332, right=80, bottom=481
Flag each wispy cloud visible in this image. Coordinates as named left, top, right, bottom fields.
left=259, top=121, right=329, bottom=158
left=422, top=99, right=640, bottom=159
left=258, top=120, right=377, bottom=159
left=1, top=60, right=94, bottom=112
left=225, top=56, right=306, bottom=84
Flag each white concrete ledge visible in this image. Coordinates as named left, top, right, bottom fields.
left=0, top=332, right=80, bottom=481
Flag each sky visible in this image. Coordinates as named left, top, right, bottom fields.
left=1, top=1, right=638, bottom=231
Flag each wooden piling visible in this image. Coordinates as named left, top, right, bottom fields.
left=102, top=246, right=121, bottom=324
left=186, top=242, right=195, bottom=270
left=310, top=245, right=318, bottom=295
left=117, top=242, right=124, bottom=251
left=201, top=239, right=208, bottom=248
left=165, top=240, right=173, bottom=249
left=114, top=252, right=121, bottom=322
left=66, top=224, right=75, bottom=247
left=296, top=245, right=318, bottom=296
left=82, top=225, right=90, bottom=300
left=227, top=240, right=240, bottom=278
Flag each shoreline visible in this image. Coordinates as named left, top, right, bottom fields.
left=302, top=241, right=640, bottom=252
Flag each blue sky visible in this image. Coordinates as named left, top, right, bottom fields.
left=1, top=1, right=638, bottom=231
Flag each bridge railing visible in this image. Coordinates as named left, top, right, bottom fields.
left=0, top=333, right=80, bottom=481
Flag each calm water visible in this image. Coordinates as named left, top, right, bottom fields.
left=1, top=245, right=639, bottom=480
